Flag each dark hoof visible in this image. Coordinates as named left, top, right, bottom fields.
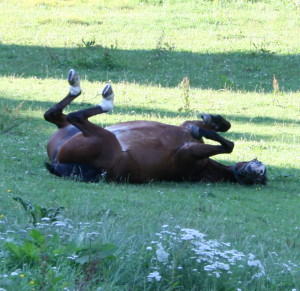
left=102, top=84, right=114, bottom=99
left=68, top=69, right=80, bottom=86
left=201, top=113, right=231, bottom=132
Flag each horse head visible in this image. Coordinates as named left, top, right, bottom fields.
left=233, top=159, right=267, bottom=185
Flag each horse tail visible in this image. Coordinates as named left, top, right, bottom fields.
left=44, top=162, right=104, bottom=182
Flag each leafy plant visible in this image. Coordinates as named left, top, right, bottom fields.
left=178, top=76, right=191, bottom=112
left=2, top=198, right=117, bottom=290
left=219, top=74, right=237, bottom=90
left=0, top=101, right=23, bottom=134
left=251, top=38, right=275, bottom=55
left=81, top=37, right=96, bottom=48
left=154, top=31, right=175, bottom=59
left=13, top=196, right=64, bottom=226
left=68, top=38, right=120, bottom=69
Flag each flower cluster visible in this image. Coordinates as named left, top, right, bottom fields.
left=146, top=225, right=266, bottom=282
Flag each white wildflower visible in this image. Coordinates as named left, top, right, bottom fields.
left=147, top=271, right=161, bottom=282
left=156, top=243, right=169, bottom=263
left=247, top=253, right=266, bottom=279
left=67, top=254, right=79, bottom=260
left=52, top=221, right=67, bottom=227
left=180, top=228, right=206, bottom=240
left=148, top=225, right=267, bottom=281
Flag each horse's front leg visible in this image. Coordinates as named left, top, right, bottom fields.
left=177, top=128, right=234, bottom=161
left=181, top=113, right=231, bottom=133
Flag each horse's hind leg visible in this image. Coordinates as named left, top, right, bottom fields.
left=44, top=69, right=81, bottom=128
left=65, top=83, right=115, bottom=137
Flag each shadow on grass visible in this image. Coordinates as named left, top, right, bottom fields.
left=1, top=43, right=300, bottom=92
left=1, top=96, right=298, bottom=149
left=1, top=96, right=298, bottom=126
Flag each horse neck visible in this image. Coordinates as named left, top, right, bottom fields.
left=203, top=159, right=236, bottom=183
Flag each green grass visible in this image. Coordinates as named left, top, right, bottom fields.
left=0, top=0, right=300, bottom=290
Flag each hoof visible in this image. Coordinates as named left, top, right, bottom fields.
left=201, top=113, right=231, bottom=132
left=99, top=84, right=114, bottom=111
left=102, top=84, right=114, bottom=99
left=201, top=113, right=212, bottom=126
left=68, top=69, right=80, bottom=86
left=68, top=69, right=81, bottom=96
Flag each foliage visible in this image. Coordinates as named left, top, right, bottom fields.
left=1, top=199, right=117, bottom=290
left=178, top=77, right=191, bottom=112
left=13, top=196, right=64, bottom=226
left=0, top=101, right=23, bottom=134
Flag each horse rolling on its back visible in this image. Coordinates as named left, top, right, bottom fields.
left=44, top=69, right=267, bottom=185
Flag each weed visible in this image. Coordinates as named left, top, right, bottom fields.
left=178, top=76, right=191, bottom=112
left=81, top=37, right=96, bottom=48
left=251, top=38, right=275, bottom=55
left=154, top=31, right=175, bottom=59
left=68, top=38, right=120, bottom=69
left=0, top=101, right=23, bottom=134
left=13, top=196, right=65, bottom=226
left=219, top=74, right=237, bottom=90
left=272, top=74, right=279, bottom=94
left=45, top=46, right=61, bottom=64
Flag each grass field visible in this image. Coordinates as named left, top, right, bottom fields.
left=0, top=0, right=299, bottom=290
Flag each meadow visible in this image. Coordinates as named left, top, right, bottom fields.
left=0, top=0, right=299, bottom=290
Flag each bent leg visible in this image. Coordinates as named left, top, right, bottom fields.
left=181, top=113, right=231, bottom=133
left=44, top=69, right=81, bottom=128
left=48, top=83, right=119, bottom=178
left=177, top=128, right=234, bottom=162
left=66, top=84, right=114, bottom=137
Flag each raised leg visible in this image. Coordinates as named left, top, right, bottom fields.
left=66, top=83, right=115, bottom=136
left=176, top=127, right=234, bottom=163
left=44, top=69, right=81, bottom=128
left=45, top=75, right=118, bottom=182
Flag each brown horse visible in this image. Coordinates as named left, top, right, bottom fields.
left=44, top=69, right=267, bottom=185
